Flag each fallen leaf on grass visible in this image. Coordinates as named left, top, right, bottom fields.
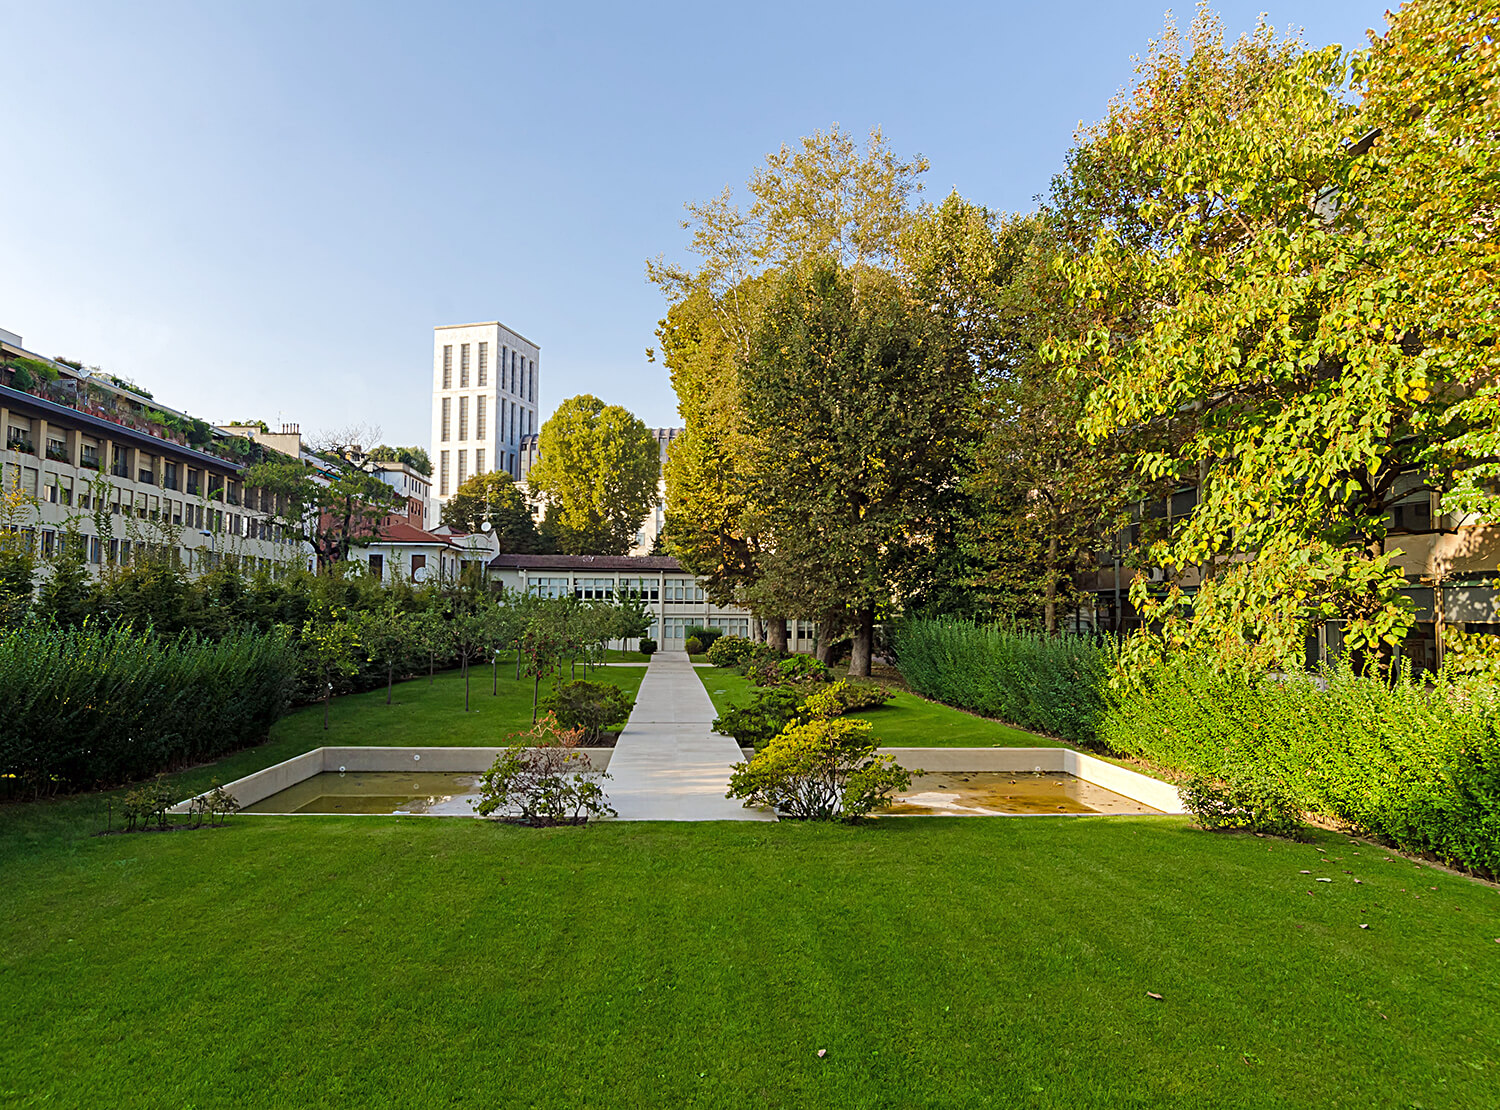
left=1360, top=924, right=1369, bottom=929
left=1316, top=877, right=1332, bottom=883
left=1146, top=992, right=1163, bottom=1001
left=817, top=1049, right=827, bottom=1058
left=1300, top=870, right=1311, bottom=874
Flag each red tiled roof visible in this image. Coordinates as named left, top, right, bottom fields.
left=488, top=553, right=684, bottom=572
left=374, top=522, right=462, bottom=547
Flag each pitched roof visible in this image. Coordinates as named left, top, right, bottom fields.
left=487, top=553, right=684, bottom=572
left=371, top=521, right=462, bottom=547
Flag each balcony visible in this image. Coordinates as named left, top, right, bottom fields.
left=6, top=436, right=35, bottom=455
left=46, top=443, right=69, bottom=463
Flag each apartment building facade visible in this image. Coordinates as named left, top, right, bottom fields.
left=1075, top=480, right=1500, bottom=672
left=1, top=335, right=311, bottom=575
left=430, top=321, right=539, bottom=528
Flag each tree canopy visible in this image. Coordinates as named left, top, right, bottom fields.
left=440, top=470, right=546, bottom=553
left=526, top=395, right=659, bottom=556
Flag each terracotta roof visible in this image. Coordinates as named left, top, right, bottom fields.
left=488, top=553, right=684, bottom=572
left=373, top=522, right=462, bottom=547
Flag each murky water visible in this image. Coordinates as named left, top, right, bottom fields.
left=880, top=771, right=1161, bottom=816
left=241, top=772, right=483, bottom=815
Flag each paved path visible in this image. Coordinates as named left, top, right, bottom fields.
left=605, top=652, right=774, bottom=821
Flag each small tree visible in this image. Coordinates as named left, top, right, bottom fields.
left=520, top=616, right=566, bottom=722
left=351, top=606, right=418, bottom=705
left=542, top=680, right=635, bottom=743
left=614, top=592, right=653, bottom=652
left=448, top=609, right=490, bottom=713
left=300, top=619, right=362, bottom=730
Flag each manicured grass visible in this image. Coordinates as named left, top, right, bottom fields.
left=697, top=667, right=1062, bottom=747
left=271, top=662, right=647, bottom=751
left=3, top=797, right=1499, bottom=1108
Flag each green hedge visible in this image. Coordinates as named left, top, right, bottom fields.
left=890, top=618, right=1113, bottom=743
left=0, top=621, right=299, bottom=795
left=1102, top=655, right=1500, bottom=877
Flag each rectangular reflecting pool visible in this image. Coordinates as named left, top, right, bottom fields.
left=240, top=771, right=483, bottom=815
left=881, top=771, right=1163, bottom=816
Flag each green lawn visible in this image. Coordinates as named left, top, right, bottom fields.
left=697, top=667, right=1062, bottom=747
left=2, top=794, right=1498, bottom=1108
left=271, top=662, right=647, bottom=751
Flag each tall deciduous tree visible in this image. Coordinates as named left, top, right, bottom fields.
left=743, top=259, right=977, bottom=675
left=245, top=457, right=399, bottom=569
left=1045, top=4, right=1498, bottom=669
left=440, top=470, right=546, bottom=552
left=526, top=395, right=659, bottom=556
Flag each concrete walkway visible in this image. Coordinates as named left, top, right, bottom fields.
left=605, top=652, right=774, bottom=821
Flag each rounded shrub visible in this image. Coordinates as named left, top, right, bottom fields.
left=684, top=635, right=705, bottom=656
left=638, top=638, right=657, bottom=655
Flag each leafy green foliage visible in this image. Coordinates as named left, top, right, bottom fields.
left=705, top=634, right=755, bottom=667
left=120, top=775, right=176, bottom=832
left=891, top=618, right=1113, bottom=744
left=684, top=625, right=722, bottom=651
left=541, top=680, right=635, bottom=742
left=0, top=621, right=298, bottom=795
left=365, top=444, right=433, bottom=477
left=527, top=394, right=659, bottom=555
left=440, top=470, right=546, bottom=552
left=746, top=653, right=831, bottom=688
left=1103, top=653, right=1500, bottom=877
left=683, top=635, right=704, bottom=655
left=712, top=686, right=802, bottom=749
left=638, top=638, right=656, bottom=655
left=1180, top=774, right=1307, bottom=840
left=473, top=719, right=615, bottom=825
left=725, top=716, right=911, bottom=821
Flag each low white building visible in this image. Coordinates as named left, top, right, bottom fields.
left=487, top=553, right=753, bottom=648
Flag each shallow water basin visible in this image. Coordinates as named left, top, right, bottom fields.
left=240, top=771, right=482, bottom=815
left=881, top=771, right=1162, bottom=816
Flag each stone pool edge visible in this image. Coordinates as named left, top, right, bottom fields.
left=168, top=746, right=615, bottom=816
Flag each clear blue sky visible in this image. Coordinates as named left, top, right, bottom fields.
left=0, top=0, right=1386, bottom=447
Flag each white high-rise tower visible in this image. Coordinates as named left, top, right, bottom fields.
left=429, top=321, right=540, bottom=528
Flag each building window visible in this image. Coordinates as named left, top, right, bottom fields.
left=441, top=397, right=451, bottom=442
left=477, top=342, right=488, bottom=386
left=501, top=346, right=507, bottom=387
left=369, top=553, right=384, bottom=580
left=510, top=403, right=517, bottom=442
left=411, top=553, right=427, bottom=574
left=460, top=344, right=471, bottom=388
left=476, top=448, right=485, bottom=473
left=527, top=576, right=569, bottom=599
left=442, top=345, right=453, bottom=389
left=476, top=395, right=486, bottom=439
left=458, top=449, right=467, bottom=485
left=440, top=450, right=450, bottom=496
left=574, top=577, right=616, bottom=600
left=529, top=360, right=535, bottom=402
left=458, top=396, right=468, bottom=441
left=508, top=451, right=515, bottom=476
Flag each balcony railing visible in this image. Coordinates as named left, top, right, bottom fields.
left=7, top=437, right=35, bottom=455
left=46, top=444, right=70, bottom=463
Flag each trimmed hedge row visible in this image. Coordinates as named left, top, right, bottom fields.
left=1103, top=656, right=1500, bottom=877
left=0, top=620, right=299, bottom=795
left=890, top=618, right=1113, bottom=743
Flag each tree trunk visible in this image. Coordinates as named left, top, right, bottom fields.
left=767, top=617, right=788, bottom=653
left=814, top=617, right=835, bottom=665
left=386, top=666, right=393, bottom=705
left=465, top=661, right=471, bottom=712
left=516, top=640, right=523, bottom=680
left=532, top=676, right=540, bottom=722
left=429, top=653, right=435, bottom=683
left=323, top=692, right=330, bottom=730
left=849, top=605, right=875, bottom=677
left=1044, top=533, right=1059, bottom=634
left=492, top=656, right=498, bottom=695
